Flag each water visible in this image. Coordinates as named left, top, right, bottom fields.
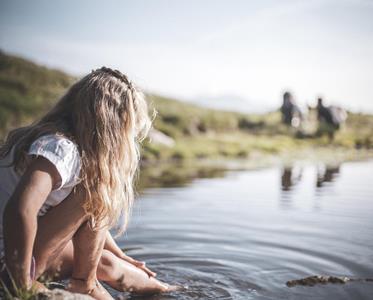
left=116, top=160, right=373, bottom=299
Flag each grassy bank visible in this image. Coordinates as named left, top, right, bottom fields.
left=1, top=51, right=373, bottom=164
left=144, top=93, right=373, bottom=162
left=0, top=51, right=75, bottom=133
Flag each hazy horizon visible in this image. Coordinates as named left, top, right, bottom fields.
left=1, top=0, right=372, bottom=113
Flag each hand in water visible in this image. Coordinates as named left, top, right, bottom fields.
left=120, top=254, right=157, bottom=278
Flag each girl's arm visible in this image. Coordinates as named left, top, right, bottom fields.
left=104, top=231, right=156, bottom=277
left=3, top=157, right=60, bottom=288
left=104, top=231, right=125, bottom=258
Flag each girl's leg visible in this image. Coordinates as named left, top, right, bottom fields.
left=47, top=241, right=172, bottom=295
left=34, top=189, right=172, bottom=296
left=97, top=250, right=170, bottom=294
left=33, top=188, right=88, bottom=278
left=68, top=221, right=113, bottom=300
left=31, top=189, right=112, bottom=299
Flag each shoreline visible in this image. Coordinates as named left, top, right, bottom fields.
left=138, top=147, right=373, bottom=190
left=141, top=147, right=373, bottom=170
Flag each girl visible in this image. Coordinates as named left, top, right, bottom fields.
left=0, top=67, right=174, bottom=299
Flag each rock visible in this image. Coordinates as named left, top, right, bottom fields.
left=149, top=129, right=175, bottom=147
left=46, top=282, right=66, bottom=290
left=36, top=289, right=94, bottom=299
left=286, top=275, right=351, bottom=287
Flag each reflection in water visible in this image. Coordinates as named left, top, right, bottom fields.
left=280, top=164, right=341, bottom=209
left=280, top=166, right=303, bottom=208
left=316, top=166, right=340, bottom=188
left=140, top=163, right=341, bottom=192
left=139, top=162, right=227, bottom=190
left=281, top=164, right=341, bottom=194
left=281, top=167, right=303, bottom=191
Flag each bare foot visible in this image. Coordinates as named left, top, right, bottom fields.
left=88, top=281, right=114, bottom=300
left=68, top=278, right=114, bottom=300
left=164, top=284, right=182, bottom=292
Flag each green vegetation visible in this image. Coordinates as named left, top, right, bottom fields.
left=0, top=51, right=75, bottom=135
left=1, top=50, right=373, bottom=164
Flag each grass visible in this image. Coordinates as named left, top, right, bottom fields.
left=0, top=276, right=41, bottom=300
left=0, top=50, right=75, bottom=136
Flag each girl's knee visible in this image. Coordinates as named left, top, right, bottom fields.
left=100, top=250, right=115, bottom=267
left=98, top=250, right=118, bottom=278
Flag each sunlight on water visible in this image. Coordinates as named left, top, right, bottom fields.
left=115, top=160, right=373, bottom=299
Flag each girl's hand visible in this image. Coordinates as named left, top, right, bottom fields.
left=120, top=254, right=157, bottom=278
left=104, top=232, right=156, bottom=277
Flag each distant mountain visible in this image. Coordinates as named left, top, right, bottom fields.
left=189, top=94, right=271, bottom=114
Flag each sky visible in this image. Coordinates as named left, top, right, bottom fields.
left=1, top=0, right=373, bottom=113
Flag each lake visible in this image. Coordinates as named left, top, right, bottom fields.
left=116, top=159, right=373, bottom=299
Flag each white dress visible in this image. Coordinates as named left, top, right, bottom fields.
left=0, top=134, right=81, bottom=251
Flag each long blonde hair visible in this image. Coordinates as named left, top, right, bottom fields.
left=0, top=67, right=152, bottom=233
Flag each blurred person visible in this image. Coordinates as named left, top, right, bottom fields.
left=280, top=91, right=303, bottom=128
left=316, top=97, right=347, bottom=140
left=0, top=67, right=176, bottom=299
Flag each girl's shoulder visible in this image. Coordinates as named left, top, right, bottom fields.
left=29, top=134, right=80, bottom=159
left=29, top=134, right=81, bottom=189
